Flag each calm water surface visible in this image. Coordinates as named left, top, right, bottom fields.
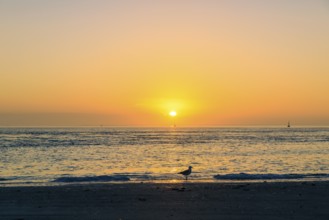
left=0, top=127, right=328, bottom=185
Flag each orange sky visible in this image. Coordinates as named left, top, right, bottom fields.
left=1, top=0, right=329, bottom=126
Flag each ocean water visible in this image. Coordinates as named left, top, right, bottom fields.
left=0, top=127, right=328, bottom=185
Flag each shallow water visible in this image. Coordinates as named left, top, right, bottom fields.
left=0, top=127, right=328, bottom=185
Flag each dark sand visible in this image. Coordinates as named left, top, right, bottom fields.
left=1, top=181, right=328, bottom=220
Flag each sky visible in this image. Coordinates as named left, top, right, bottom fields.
left=1, top=0, right=329, bottom=126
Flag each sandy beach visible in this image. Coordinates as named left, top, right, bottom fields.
left=1, top=181, right=328, bottom=220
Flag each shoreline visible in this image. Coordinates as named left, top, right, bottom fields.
left=2, top=173, right=328, bottom=187
left=1, top=176, right=329, bottom=188
left=1, top=177, right=329, bottom=187
left=1, top=181, right=328, bottom=219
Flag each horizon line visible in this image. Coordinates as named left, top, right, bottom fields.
left=1, top=125, right=329, bottom=128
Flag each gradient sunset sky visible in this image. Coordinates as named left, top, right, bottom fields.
left=1, top=0, right=329, bottom=126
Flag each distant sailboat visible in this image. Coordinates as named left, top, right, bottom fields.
left=287, top=121, right=291, bottom=128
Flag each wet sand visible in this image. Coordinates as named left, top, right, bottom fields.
left=0, top=181, right=328, bottom=220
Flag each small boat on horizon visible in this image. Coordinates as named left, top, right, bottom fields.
left=287, top=121, right=291, bottom=128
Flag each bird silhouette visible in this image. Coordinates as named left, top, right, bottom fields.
left=178, top=166, right=192, bottom=180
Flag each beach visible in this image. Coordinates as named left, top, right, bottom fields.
left=1, top=181, right=328, bottom=220
left=1, top=127, right=329, bottom=219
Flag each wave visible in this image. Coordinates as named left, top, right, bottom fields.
left=53, top=175, right=130, bottom=183
left=213, top=173, right=329, bottom=180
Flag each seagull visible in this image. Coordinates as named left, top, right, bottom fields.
left=178, top=166, right=193, bottom=180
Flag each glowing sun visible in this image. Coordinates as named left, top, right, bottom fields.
left=169, top=111, right=177, bottom=117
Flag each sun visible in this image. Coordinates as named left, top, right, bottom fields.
left=169, top=111, right=177, bottom=117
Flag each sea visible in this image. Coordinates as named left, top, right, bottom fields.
left=0, top=127, right=328, bottom=186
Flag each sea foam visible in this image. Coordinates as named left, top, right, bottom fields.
left=53, top=175, right=130, bottom=182
left=213, top=173, right=329, bottom=180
